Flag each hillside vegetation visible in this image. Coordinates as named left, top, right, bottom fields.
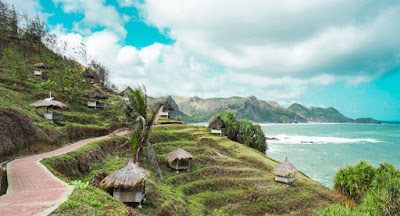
left=0, top=2, right=123, bottom=162
left=42, top=125, right=340, bottom=215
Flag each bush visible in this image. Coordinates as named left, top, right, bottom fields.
left=319, top=161, right=400, bottom=215
left=209, top=112, right=267, bottom=153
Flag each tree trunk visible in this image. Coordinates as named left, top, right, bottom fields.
left=146, top=141, right=163, bottom=179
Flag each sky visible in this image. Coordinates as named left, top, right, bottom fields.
left=7, top=0, right=400, bottom=121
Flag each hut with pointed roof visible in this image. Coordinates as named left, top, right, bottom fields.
left=271, top=157, right=298, bottom=184
left=208, top=116, right=226, bottom=136
left=82, top=69, right=95, bottom=84
left=86, top=90, right=109, bottom=109
left=165, top=148, right=193, bottom=173
left=101, top=162, right=149, bottom=206
left=159, top=100, right=175, bottom=119
left=34, top=62, right=52, bottom=69
left=30, top=97, right=67, bottom=123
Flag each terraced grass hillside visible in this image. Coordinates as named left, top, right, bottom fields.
left=43, top=124, right=341, bottom=215
left=0, top=32, right=124, bottom=162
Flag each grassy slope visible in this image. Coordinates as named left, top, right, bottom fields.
left=44, top=124, right=340, bottom=215
left=0, top=36, right=123, bottom=162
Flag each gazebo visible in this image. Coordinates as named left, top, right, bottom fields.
left=101, top=162, right=150, bottom=207
left=86, top=90, right=109, bottom=109
left=34, top=62, right=52, bottom=69
left=30, top=97, right=67, bottom=123
left=271, top=157, right=298, bottom=184
left=165, top=148, right=193, bottom=173
left=209, top=116, right=226, bottom=136
left=82, top=69, right=95, bottom=84
left=159, top=101, right=174, bottom=118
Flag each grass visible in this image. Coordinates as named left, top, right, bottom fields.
left=44, top=124, right=341, bottom=215
left=50, top=186, right=132, bottom=216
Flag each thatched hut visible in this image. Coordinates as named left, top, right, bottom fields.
left=86, top=90, right=109, bottom=109
left=30, top=98, right=67, bottom=123
left=101, top=162, right=150, bottom=206
left=34, top=62, right=52, bottom=69
left=165, top=148, right=193, bottom=173
left=82, top=69, right=94, bottom=79
left=271, top=157, right=298, bottom=184
left=159, top=101, right=175, bottom=118
left=208, top=116, right=225, bottom=136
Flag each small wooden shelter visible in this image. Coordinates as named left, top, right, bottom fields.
left=159, top=101, right=174, bottom=118
left=209, top=116, right=226, bottom=136
left=165, top=148, right=193, bottom=173
left=101, top=162, right=150, bottom=207
left=30, top=97, right=67, bottom=123
left=34, top=62, right=52, bottom=69
left=86, top=90, right=109, bottom=109
left=271, top=157, right=298, bottom=184
left=82, top=69, right=95, bottom=84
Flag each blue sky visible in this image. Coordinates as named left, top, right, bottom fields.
left=9, top=0, right=400, bottom=121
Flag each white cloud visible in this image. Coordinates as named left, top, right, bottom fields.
left=43, top=0, right=400, bottom=103
left=52, top=0, right=128, bottom=36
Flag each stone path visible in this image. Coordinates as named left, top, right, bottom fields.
left=0, top=134, right=117, bottom=216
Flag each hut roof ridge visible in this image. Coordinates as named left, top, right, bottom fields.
left=86, top=90, right=109, bottom=99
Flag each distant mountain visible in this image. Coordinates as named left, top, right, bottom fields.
left=151, top=96, right=380, bottom=124
left=287, top=103, right=353, bottom=123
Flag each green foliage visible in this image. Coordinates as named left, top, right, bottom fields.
left=71, top=180, right=89, bottom=189
left=227, top=104, right=241, bottom=109
left=63, top=68, right=85, bottom=103
left=320, top=161, right=400, bottom=215
left=2, top=47, right=27, bottom=86
left=39, top=79, right=57, bottom=92
left=210, top=112, right=267, bottom=153
left=51, top=186, right=130, bottom=216
left=333, top=160, right=376, bottom=203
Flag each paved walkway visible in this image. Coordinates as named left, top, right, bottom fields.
left=0, top=134, right=118, bottom=216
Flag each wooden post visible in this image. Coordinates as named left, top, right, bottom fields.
left=176, top=160, right=179, bottom=173
left=51, top=106, right=54, bottom=123
left=188, top=159, right=191, bottom=172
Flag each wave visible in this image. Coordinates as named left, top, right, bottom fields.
left=266, top=134, right=380, bottom=144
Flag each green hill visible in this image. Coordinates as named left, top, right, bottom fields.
left=42, top=125, right=341, bottom=215
left=0, top=7, right=123, bottom=162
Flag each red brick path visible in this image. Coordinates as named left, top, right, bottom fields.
left=0, top=135, right=110, bottom=216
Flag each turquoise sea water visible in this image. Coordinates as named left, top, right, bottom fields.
left=262, top=123, right=400, bottom=188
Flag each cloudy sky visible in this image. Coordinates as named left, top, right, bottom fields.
left=9, top=0, right=400, bottom=121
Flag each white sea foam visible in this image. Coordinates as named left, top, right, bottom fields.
left=267, top=134, right=380, bottom=144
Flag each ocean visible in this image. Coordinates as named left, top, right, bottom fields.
left=262, top=123, right=400, bottom=188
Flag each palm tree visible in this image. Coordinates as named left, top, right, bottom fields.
left=122, top=85, right=163, bottom=178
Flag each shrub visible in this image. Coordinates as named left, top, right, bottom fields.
left=210, top=112, right=267, bottom=153
left=319, top=161, right=400, bottom=215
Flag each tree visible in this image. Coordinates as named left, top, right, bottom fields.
left=122, top=85, right=163, bottom=178
left=89, top=59, right=109, bottom=85
left=2, top=47, right=27, bottom=87
left=63, top=68, right=85, bottom=103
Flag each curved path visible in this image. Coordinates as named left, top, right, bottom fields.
left=0, top=133, right=125, bottom=216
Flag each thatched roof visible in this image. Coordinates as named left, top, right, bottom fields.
left=86, top=90, right=109, bottom=99
left=165, top=148, right=193, bottom=164
left=119, top=88, right=129, bottom=96
left=82, top=70, right=94, bottom=79
left=30, top=98, right=67, bottom=109
left=34, top=62, right=52, bottom=69
left=209, top=116, right=225, bottom=129
left=162, top=101, right=174, bottom=111
left=101, top=162, right=150, bottom=189
left=272, top=157, right=298, bottom=177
